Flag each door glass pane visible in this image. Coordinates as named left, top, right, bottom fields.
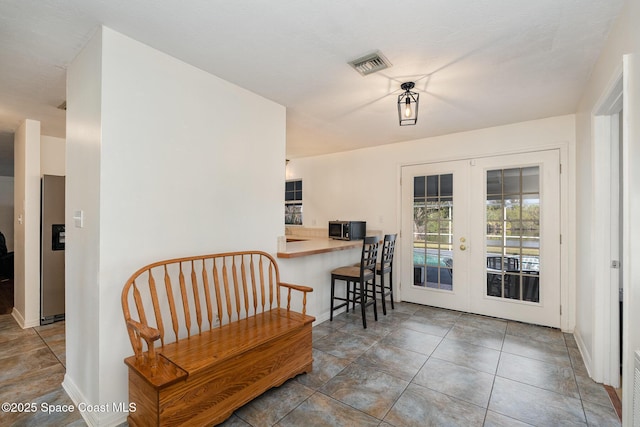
left=440, top=174, right=453, bottom=198
left=503, top=168, right=521, bottom=194
left=487, top=170, right=502, bottom=195
left=485, top=167, right=540, bottom=302
left=426, top=176, right=438, bottom=197
left=414, top=173, right=454, bottom=290
left=522, top=167, right=540, bottom=193
left=414, top=176, right=426, bottom=198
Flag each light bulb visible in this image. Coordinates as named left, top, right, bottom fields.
left=404, top=99, right=412, bottom=118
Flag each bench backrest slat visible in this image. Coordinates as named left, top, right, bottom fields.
left=164, top=265, right=180, bottom=341
left=212, top=261, right=223, bottom=326
left=190, top=261, right=203, bottom=334
left=201, top=262, right=213, bottom=331
left=232, top=257, right=241, bottom=319
left=241, top=256, right=249, bottom=315
left=269, top=263, right=276, bottom=308
left=221, top=262, right=232, bottom=324
left=259, top=257, right=266, bottom=311
left=250, top=257, right=258, bottom=313
left=132, top=282, right=147, bottom=326
left=179, top=265, right=191, bottom=338
left=148, top=272, right=165, bottom=347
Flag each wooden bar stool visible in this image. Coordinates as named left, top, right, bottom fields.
left=330, top=236, right=379, bottom=328
left=377, top=234, right=397, bottom=315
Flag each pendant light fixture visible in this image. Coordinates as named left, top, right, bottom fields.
left=397, top=82, right=419, bottom=126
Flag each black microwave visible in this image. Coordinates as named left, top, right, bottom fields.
left=328, top=221, right=366, bottom=240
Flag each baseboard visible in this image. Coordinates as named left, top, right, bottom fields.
left=313, top=306, right=348, bottom=326
left=62, top=375, right=99, bottom=427
left=63, top=374, right=128, bottom=427
left=11, top=307, right=25, bottom=327
left=573, top=329, right=594, bottom=377
left=11, top=307, right=40, bottom=328
left=313, top=311, right=331, bottom=325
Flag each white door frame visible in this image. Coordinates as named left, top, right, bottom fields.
left=621, top=53, right=640, bottom=426
left=591, top=66, right=622, bottom=387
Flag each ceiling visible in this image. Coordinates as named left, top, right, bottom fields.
left=0, top=0, right=625, bottom=161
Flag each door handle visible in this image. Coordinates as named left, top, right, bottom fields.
left=459, top=237, right=466, bottom=251
left=460, top=244, right=466, bottom=251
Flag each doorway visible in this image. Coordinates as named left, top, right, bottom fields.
left=0, top=170, right=14, bottom=315
left=401, top=150, right=562, bottom=327
left=592, top=70, right=623, bottom=390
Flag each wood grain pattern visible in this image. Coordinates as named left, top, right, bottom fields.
left=121, top=251, right=314, bottom=426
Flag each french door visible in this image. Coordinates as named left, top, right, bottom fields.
left=401, top=150, right=561, bottom=327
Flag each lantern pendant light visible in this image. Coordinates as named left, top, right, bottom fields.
left=397, top=82, right=419, bottom=126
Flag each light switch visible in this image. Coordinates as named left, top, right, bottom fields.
left=73, top=210, right=84, bottom=228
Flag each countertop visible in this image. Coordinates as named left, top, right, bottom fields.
left=276, top=236, right=363, bottom=258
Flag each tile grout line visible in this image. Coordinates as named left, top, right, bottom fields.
left=481, top=322, right=507, bottom=426
left=564, top=331, right=590, bottom=425
left=34, top=325, right=66, bottom=369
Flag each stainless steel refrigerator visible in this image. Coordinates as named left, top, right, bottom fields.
left=41, top=174, right=65, bottom=324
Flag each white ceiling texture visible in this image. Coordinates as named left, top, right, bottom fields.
left=0, top=0, right=625, bottom=163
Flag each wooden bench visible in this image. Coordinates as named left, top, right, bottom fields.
left=121, top=251, right=314, bottom=426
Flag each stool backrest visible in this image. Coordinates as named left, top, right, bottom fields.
left=380, top=234, right=397, bottom=270
left=360, top=236, right=379, bottom=278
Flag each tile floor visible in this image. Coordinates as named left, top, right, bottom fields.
left=222, top=302, right=621, bottom=427
left=0, top=315, right=85, bottom=426
left=0, top=302, right=622, bottom=426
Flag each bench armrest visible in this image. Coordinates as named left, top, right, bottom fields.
left=279, top=282, right=313, bottom=315
left=279, top=282, right=313, bottom=293
left=126, top=319, right=162, bottom=369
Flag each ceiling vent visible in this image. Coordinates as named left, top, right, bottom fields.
left=348, top=51, right=392, bottom=76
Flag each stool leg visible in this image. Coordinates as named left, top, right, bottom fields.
left=346, top=280, right=350, bottom=313
left=389, top=269, right=394, bottom=310
left=372, top=279, right=378, bottom=322
left=330, top=276, right=335, bottom=321
left=351, top=282, right=356, bottom=311
left=379, top=272, right=387, bottom=315
left=359, top=281, right=367, bottom=329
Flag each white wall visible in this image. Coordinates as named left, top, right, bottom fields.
left=64, top=27, right=103, bottom=413
left=287, top=115, right=576, bottom=330
left=65, top=27, right=285, bottom=426
left=41, top=135, right=66, bottom=176
left=574, top=0, right=640, bottom=422
left=12, top=119, right=41, bottom=328
left=0, top=176, right=14, bottom=252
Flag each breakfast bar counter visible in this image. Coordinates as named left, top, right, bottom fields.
left=276, top=237, right=363, bottom=258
